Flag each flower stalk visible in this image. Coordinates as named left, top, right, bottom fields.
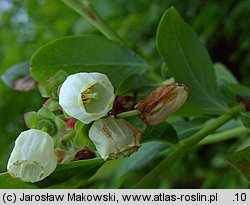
left=116, top=110, right=141, bottom=118
left=134, top=104, right=244, bottom=188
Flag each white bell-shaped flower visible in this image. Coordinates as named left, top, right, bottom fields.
left=7, top=129, right=57, bottom=183
left=59, top=72, right=115, bottom=124
left=89, top=117, right=142, bottom=160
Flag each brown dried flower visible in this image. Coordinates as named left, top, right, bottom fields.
left=135, top=83, right=188, bottom=126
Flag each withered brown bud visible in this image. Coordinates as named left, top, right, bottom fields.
left=109, top=95, right=137, bottom=116
left=74, top=148, right=96, bottom=160
left=135, top=83, right=188, bottom=126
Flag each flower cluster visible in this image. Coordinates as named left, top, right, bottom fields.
left=7, top=71, right=188, bottom=183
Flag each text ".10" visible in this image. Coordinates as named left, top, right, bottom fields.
left=235, top=193, right=247, bottom=202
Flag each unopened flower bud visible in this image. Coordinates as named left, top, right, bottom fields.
left=59, top=72, right=115, bottom=124
left=89, top=117, right=142, bottom=160
left=135, top=83, right=188, bottom=126
left=7, top=129, right=57, bottom=183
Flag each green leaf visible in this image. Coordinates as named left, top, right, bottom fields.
left=217, top=80, right=237, bottom=105
left=113, top=142, right=168, bottom=187
left=0, top=173, right=37, bottom=189
left=227, top=146, right=250, bottom=182
left=30, top=35, right=148, bottom=86
left=0, top=158, right=104, bottom=188
left=126, top=116, right=146, bottom=132
left=142, top=122, right=178, bottom=144
left=240, top=112, right=250, bottom=128
left=214, top=63, right=238, bottom=84
left=172, top=118, right=208, bottom=140
left=228, top=83, right=250, bottom=97
left=115, top=74, right=156, bottom=95
left=156, top=7, right=227, bottom=113
left=36, top=158, right=104, bottom=188
left=214, top=63, right=238, bottom=104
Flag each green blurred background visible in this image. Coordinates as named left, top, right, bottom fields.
left=0, top=0, right=249, bottom=188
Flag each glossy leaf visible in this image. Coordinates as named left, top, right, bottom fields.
left=156, top=7, right=227, bottom=113
left=0, top=158, right=104, bottom=188
left=115, top=74, right=156, bottom=95
left=30, top=35, right=148, bottom=86
left=113, top=142, right=168, bottom=187
left=172, top=118, right=208, bottom=140
left=214, top=63, right=238, bottom=84
left=36, top=158, right=104, bottom=188
left=217, top=80, right=237, bottom=105
left=142, top=122, right=178, bottom=144
left=227, top=146, right=250, bottom=182
left=0, top=173, right=37, bottom=188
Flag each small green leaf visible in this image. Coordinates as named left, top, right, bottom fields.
left=25, top=107, right=67, bottom=144
left=227, top=146, right=250, bottom=182
left=43, top=99, right=60, bottom=111
left=156, top=7, right=227, bottom=113
left=74, top=121, right=95, bottom=149
left=30, top=35, right=148, bottom=86
left=38, top=70, right=68, bottom=98
left=38, top=107, right=67, bottom=131
left=142, top=122, right=178, bottom=144
left=24, top=111, right=42, bottom=128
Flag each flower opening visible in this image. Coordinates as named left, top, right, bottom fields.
left=59, top=72, right=115, bottom=124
